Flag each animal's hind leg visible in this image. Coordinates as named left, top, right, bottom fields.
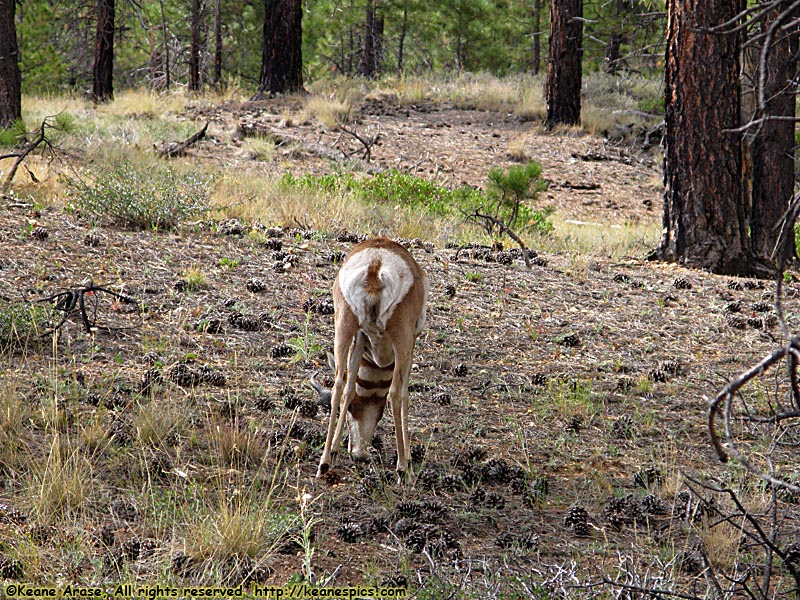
left=317, top=316, right=361, bottom=478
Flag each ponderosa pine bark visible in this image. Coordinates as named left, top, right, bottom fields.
left=545, top=0, right=582, bottom=127
left=656, top=0, right=752, bottom=274
left=92, top=0, right=115, bottom=103
left=749, top=3, right=798, bottom=267
left=258, top=0, right=303, bottom=95
left=0, top=0, right=21, bottom=128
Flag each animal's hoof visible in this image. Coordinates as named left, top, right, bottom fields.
left=316, top=463, right=330, bottom=478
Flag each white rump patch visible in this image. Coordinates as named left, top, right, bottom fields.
left=338, top=248, right=414, bottom=331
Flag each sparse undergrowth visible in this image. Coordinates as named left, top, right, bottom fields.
left=2, top=80, right=794, bottom=597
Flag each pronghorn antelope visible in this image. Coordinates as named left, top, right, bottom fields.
left=316, top=238, right=429, bottom=478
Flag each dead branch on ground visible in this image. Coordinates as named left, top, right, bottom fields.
left=465, top=210, right=532, bottom=269
left=1, top=117, right=62, bottom=194
left=156, top=121, right=209, bottom=158
left=335, top=121, right=381, bottom=162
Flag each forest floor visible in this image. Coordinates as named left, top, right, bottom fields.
left=0, top=93, right=798, bottom=597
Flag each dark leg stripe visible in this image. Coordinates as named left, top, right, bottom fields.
left=356, top=377, right=394, bottom=390
left=361, top=356, right=395, bottom=371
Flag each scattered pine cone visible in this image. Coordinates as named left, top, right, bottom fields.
left=452, top=444, right=487, bottom=467
left=168, top=363, right=201, bottom=387
left=444, top=284, right=457, bottom=298
left=336, top=521, right=363, bottom=543
left=416, top=468, right=441, bottom=491
left=30, top=225, right=49, bottom=240
left=751, top=300, right=772, bottom=313
left=565, top=415, right=583, bottom=433
left=260, top=238, right=283, bottom=251
left=611, top=414, right=636, bottom=439
left=612, top=273, right=631, bottom=284
left=246, top=278, right=269, bottom=293
left=747, top=316, right=764, bottom=329
left=303, top=298, right=334, bottom=315
left=727, top=279, right=744, bottom=290
left=0, top=557, right=24, bottom=579
left=659, top=360, right=683, bottom=376
left=649, top=369, right=667, bottom=383
left=563, top=506, right=591, bottom=537
left=531, top=255, right=549, bottom=267
left=298, top=399, right=318, bottom=418
left=560, top=333, right=581, bottom=347
left=270, top=343, right=293, bottom=359
left=451, top=363, right=469, bottom=377
left=484, top=491, right=506, bottom=509
left=724, top=301, right=742, bottom=313
left=433, top=391, right=452, bottom=406
left=254, top=396, right=273, bottom=412
left=641, top=494, right=669, bottom=515
left=218, top=219, right=246, bottom=236
left=633, top=466, right=664, bottom=489
left=531, top=373, right=548, bottom=386
left=726, top=314, right=747, bottom=329
left=673, top=277, right=692, bottom=290
left=482, top=458, right=514, bottom=484
left=327, top=249, right=346, bottom=263
left=198, top=365, right=227, bottom=387
left=173, top=279, right=188, bottom=292
left=84, top=230, right=103, bottom=247
left=0, top=503, right=27, bottom=525
left=410, top=444, right=426, bottom=464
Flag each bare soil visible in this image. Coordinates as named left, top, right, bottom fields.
left=0, top=96, right=797, bottom=596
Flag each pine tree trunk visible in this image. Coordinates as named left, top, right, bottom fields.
left=749, top=3, right=799, bottom=267
left=532, top=0, right=541, bottom=75
left=657, top=0, right=752, bottom=275
left=358, top=0, right=377, bottom=78
left=545, top=0, right=582, bottom=128
left=92, top=0, right=115, bottom=103
left=213, top=0, right=222, bottom=86
left=258, top=0, right=303, bottom=95
left=189, top=0, right=201, bottom=91
left=0, top=0, right=21, bottom=129
left=397, top=7, right=407, bottom=74
left=159, top=0, right=170, bottom=90
left=605, top=32, right=621, bottom=74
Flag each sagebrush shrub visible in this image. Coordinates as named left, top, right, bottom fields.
left=63, top=162, right=214, bottom=230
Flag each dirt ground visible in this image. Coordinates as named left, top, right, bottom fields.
left=0, top=96, right=797, bottom=596
left=190, top=94, right=662, bottom=224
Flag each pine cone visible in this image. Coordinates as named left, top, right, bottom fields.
left=246, top=278, right=269, bottom=293
left=254, top=396, right=273, bottom=412
left=633, top=466, right=664, bottom=489
left=751, top=301, right=772, bottom=313
left=84, top=230, right=104, bottom=247
left=611, top=415, right=636, bottom=439
left=673, top=277, right=692, bottom=289
left=336, top=521, right=363, bottom=543
left=30, top=225, right=49, bottom=240
left=270, top=343, right=293, bottom=358
left=563, top=506, right=591, bottom=537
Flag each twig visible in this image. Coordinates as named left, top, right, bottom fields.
left=1, top=117, right=59, bottom=194
left=466, top=210, right=532, bottom=269
left=157, top=121, right=209, bottom=158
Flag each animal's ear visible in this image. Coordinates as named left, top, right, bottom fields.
left=326, top=351, right=336, bottom=371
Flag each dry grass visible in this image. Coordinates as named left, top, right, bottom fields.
left=28, top=433, right=94, bottom=522
left=302, top=95, right=352, bottom=128
left=540, top=217, right=661, bottom=259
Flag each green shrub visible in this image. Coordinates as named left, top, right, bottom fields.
left=0, top=119, right=27, bottom=148
left=0, top=299, right=51, bottom=351
left=280, top=166, right=552, bottom=235
left=485, top=162, right=549, bottom=232
left=63, top=162, right=214, bottom=230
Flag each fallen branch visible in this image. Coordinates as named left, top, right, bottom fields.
left=1, top=117, right=59, bottom=194
left=157, top=121, right=209, bottom=158
left=466, top=210, right=532, bottom=269
left=336, top=122, right=381, bottom=162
